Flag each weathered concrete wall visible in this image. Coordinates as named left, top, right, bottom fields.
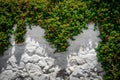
left=0, top=23, right=104, bottom=80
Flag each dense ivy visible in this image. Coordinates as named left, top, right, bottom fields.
left=0, top=0, right=89, bottom=53
left=42, top=0, right=89, bottom=52
left=0, top=0, right=120, bottom=79
left=0, top=0, right=48, bottom=54
left=87, top=0, right=120, bottom=80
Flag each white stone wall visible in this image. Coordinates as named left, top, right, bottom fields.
left=0, top=23, right=104, bottom=80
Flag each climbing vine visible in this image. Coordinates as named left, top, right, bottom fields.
left=0, top=0, right=89, bottom=53
left=42, top=0, right=89, bottom=52
left=0, top=0, right=48, bottom=54
left=85, top=0, right=120, bottom=80
left=0, top=0, right=120, bottom=80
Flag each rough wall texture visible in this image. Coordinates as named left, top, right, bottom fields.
left=0, top=23, right=104, bottom=80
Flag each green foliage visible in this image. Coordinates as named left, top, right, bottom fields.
left=0, top=0, right=120, bottom=80
left=0, top=0, right=89, bottom=53
left=42, top=0, right=89, bottom=52
left=88, top=0, right=120, bottom=80
left=0, top=32, right=10, bottom=54
left=0, top=0, right=48, bottom=54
